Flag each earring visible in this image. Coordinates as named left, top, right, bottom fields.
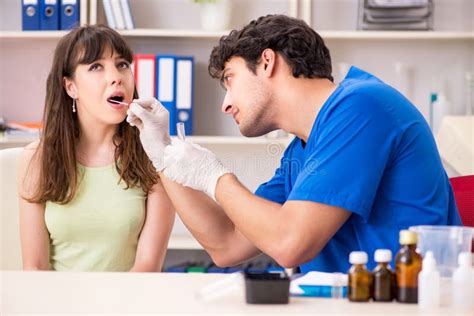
left=72, top=98, right=76, bottom=113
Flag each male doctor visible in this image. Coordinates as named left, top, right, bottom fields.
left=127, top=15, right=461, bottom=272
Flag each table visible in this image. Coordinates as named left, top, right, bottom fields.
left=2, top=271, right=471, bottom=315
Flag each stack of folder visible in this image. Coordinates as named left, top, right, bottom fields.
left=102, top=0, right=134, bottom=30
left=22, top=0, right=80, bottom=31
left=134, top=54, right=195, bottom=136
left=358, top=0, right=434, bottom=30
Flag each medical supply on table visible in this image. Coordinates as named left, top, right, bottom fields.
left=409, top=226, right=474, bottom=277
left=431, top=92, right=450, bottom=134
left=290, top=271, right=348, bottom=298
left=195, top=272, right=244, bottom=302
left=465, top=72, right=474, bottom=115
left=452, top=252, right=474, bottom=310
left=372, top=249, right=394, bottom=302
left=418, top=251, right=440, bottom=311
left=244, top=272, right=290, bottom=304
left=395, top=230, right=422, bottom=303
left=348, top=251, right=372, bottom=302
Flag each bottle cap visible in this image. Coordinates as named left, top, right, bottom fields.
left=374, top=249, right=392, bottom=263
left=349, top=251, right=368, bottom=265
left=422, top=251, right=437, bottom=271
left=399, top=230, right=417, bottom=245
left=458, top=252, right=472, bottom=267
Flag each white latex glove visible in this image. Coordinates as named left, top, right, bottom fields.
left=126, top=97, right=171, bottom=171
left=163, top=139, right=231, bottom=200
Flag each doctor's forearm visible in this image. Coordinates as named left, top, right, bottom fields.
left=215, top=174, right=295, bottom=265
left=158, top=174, right=237, bottom=252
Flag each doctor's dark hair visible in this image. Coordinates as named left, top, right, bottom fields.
left=208, top=14, right=333, bottom=82
left=26, top=25, right=157, bottom=204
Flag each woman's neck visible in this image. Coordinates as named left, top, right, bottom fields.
left=76, top=121, right=118, bottom=167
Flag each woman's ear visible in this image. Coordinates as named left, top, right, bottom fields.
left=63, top=77, right=77, bottom=99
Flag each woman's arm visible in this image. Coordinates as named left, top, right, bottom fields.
left=17, top=142, right=50, bottom=270
left=131, top=178, right=175, bottom=272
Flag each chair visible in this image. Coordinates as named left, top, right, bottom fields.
left=0, top=147, right=24, bottom=270
left=450, top=175, right=474, bottom=227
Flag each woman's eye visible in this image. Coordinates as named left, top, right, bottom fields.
left=89, top=63, right=102, bottom=71
left=118, top=61, right=130, bottom=69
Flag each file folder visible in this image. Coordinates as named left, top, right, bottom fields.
left=102, top=0, right=116, bottom=28
left=120, top=0, right=134, bottom=29
left=111, top=0, right=125, bottom=29
left=133, top=54, right=156, bottom=101
left=40, top=0, right=59, bottom=30
left=156, top=55, right=177, bottom=135
left=22, top=0, right=40, bottom=31
left=175, top=57, right=194, bottom=136
left=60, top=0, right=80, bottom=30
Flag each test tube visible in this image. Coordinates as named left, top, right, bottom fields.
left=177, top=122, right=186, bottom=141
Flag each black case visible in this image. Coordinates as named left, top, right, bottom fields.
left=244, top=272, right=290, bottom=304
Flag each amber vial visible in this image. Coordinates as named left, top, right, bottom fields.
left=348, top=251, right=372, bottom=302
left=373, top=249, right=394, bottom=302
left=395, top=230, right=422, bottom=303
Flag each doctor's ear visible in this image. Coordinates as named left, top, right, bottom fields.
left=63, top=76, right=77, bottom=99
left=261, top=49, right=276, bottom=76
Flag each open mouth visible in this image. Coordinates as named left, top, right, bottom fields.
left=107, top=95, right=125, bottom=104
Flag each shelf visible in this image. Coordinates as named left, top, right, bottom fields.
left=0, top=135, right=294, bottom=149
left=1, top=30, right=473, bottom=41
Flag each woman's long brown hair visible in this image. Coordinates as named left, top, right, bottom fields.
left=27, top=25, right=158, bottom=204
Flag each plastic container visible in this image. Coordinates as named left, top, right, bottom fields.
left=418, top=251, right=440, bottom=311
left=244, top=272, right=290, bottom=304
left=409, top=226, right=474, bottom=277
left=452, top=252, right=473, bottom=311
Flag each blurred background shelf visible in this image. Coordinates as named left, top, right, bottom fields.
left=1, top=30, right=473, bottom=40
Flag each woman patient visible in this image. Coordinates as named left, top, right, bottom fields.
left=18, top=25, right=175, bottom=272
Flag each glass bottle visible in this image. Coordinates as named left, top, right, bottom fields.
left=395, top=230, right=422, bottom=303
left=348, top=251, right=372, bottom=302
left=373, top=249, right=394, bottom=302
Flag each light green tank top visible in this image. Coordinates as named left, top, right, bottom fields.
left=45, top=164, right=146, bottom=271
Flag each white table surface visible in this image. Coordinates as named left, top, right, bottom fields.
left=1, top=271, right=472, bottom=315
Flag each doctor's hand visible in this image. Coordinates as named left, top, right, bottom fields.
left=163, top=139, right=231, bottom=200
left=126, top=97, right=171, bottom=171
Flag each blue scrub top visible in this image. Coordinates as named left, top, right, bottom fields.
left=255, top=66, right=461, bottom=273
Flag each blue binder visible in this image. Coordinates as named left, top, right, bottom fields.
left=22, top=0, right=40, bottom=31
left=156, top=55, right=177, bottom=136
left=40, top=0, right=59, bottom=30
left=60, top=0, right=80, bottom=30
left=175, top=56, right=194, bottom=136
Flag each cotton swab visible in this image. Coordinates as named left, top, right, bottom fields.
left=108, top=99, right=130, bottom=107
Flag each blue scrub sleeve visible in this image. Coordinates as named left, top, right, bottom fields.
left=288, top=93, right=398, bottom=222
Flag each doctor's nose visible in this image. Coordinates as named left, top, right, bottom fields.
left=221, top=92, right=232, bottom=114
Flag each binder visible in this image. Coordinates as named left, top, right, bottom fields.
left=175, top=56, right=194, bottom=136
left=39, top=0, right=59, bottom=30
left=102, top=0, right=116, bottom=28
left=110, top=0, right=125, bottom=29
left=133, top=54, right=156, bottom=101
left=22, top=0, right=40, bottom=31
left=60, top=0, right=80, bottom=30
left=120, top=0, right=134, bottom=29
left=156, top=55, right=177, bottom=135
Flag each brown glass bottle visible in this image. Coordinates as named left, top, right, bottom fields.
left=348, top=251, right=372, bottom=302
left=395, top=230, right=422, bottom=303
left=372, top=249, right=394, bottom=302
